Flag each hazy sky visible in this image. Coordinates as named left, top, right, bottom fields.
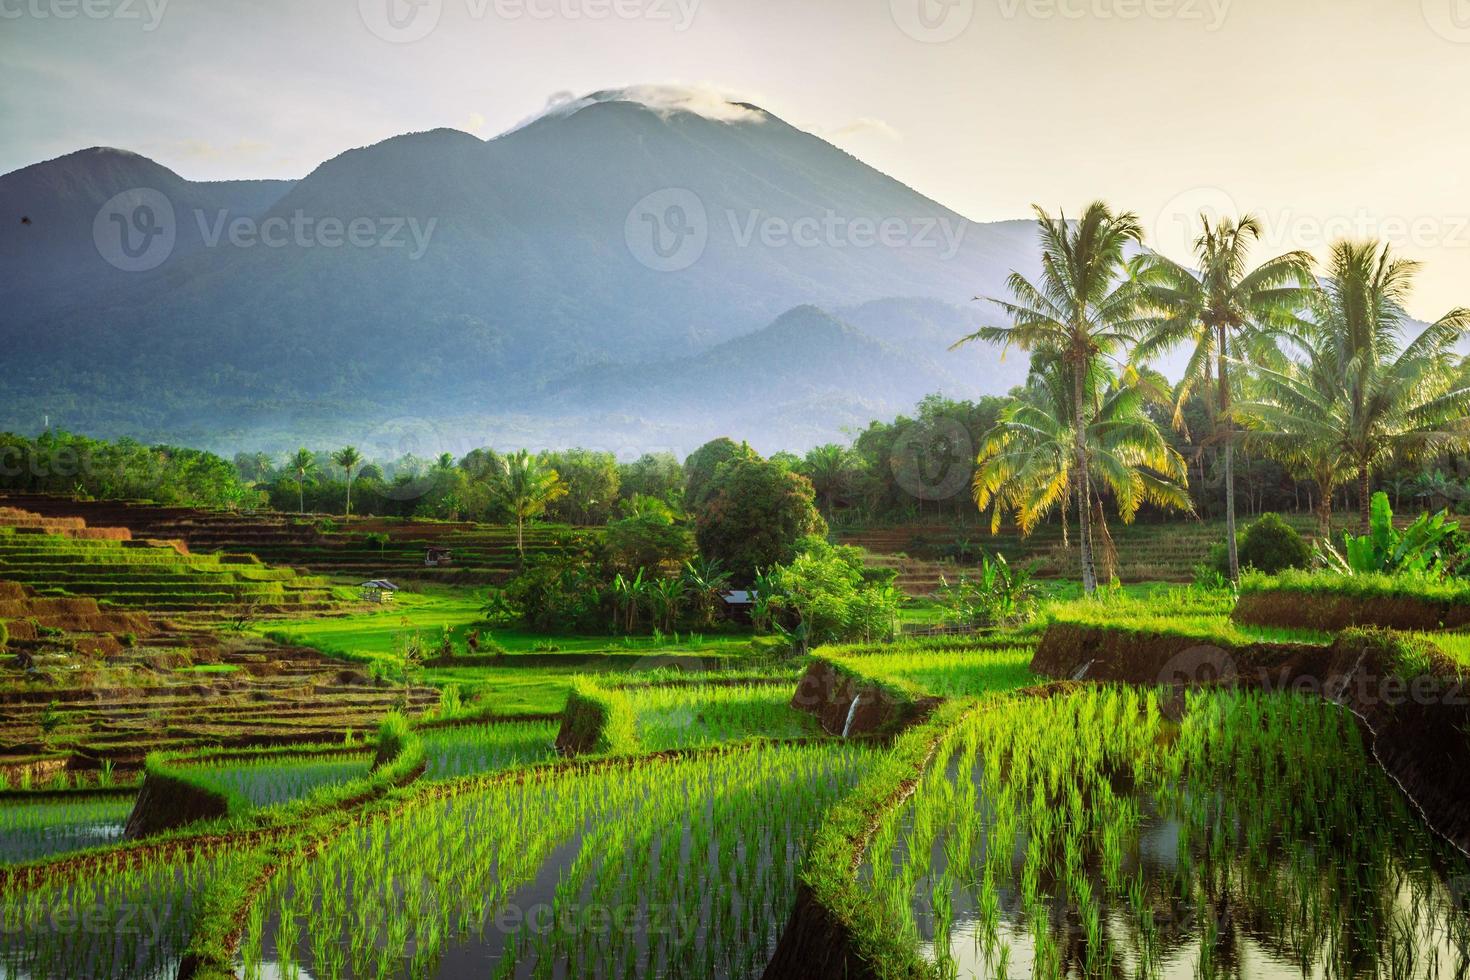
left=4, top=0, right=1469, bottom=318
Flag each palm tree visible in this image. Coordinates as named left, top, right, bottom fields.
left=1238, top=241, right=1470, bottom=531
left=973, top=357, right=1192, bottom=578
left=954, top=201, right=1147, bottom=593
left=1134, top=215, right=1313, bottom=582
left=489, top=449, right=569, bottom=558
left=801, top=444, right=861, bottom=518
left=331, top=446, right=363, bottom=517
left=288, top=447, right=315, bottom=515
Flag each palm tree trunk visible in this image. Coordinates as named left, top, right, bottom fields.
left=1219, top=325, right=1240, bottom=584
left=298, top=479, right=305, bottom=515
left=1224, top=441, right=1239, bottom=581
left=1359, top=465, right=1371, bottom=531
left=344, top=472, right=353, bottom=517
left=1060, top=479, right=1070, bottom=549
left=1072, top=361, right=1098, bottom=595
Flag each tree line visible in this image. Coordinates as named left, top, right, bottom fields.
left=955, top=203, right=1470, bottom=591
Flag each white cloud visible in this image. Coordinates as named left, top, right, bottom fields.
left=506, top=83, right=765, bottom=134
left=826, top=117, right=901, bottom=142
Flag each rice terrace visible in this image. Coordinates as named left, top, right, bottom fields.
left=6, top=3, right=1470, bottom=977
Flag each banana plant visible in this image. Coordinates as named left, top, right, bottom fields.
left=1315, top=492, right=1463, bottom=576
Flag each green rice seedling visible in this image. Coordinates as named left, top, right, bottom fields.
left=419, top=721, right=558, bottom=779
left=0, top=844, right=227, bottom=978
left=621, top=682, right=821, bottom=749
left=822, top=645, right=1036, bottom=699
left=240, top=742, right=871, bottom=979
left=0, top=795, right=135, bottom=864
left=179, top=753, right=373, bottom=809
left=863, top=687, right=1470, bottom=978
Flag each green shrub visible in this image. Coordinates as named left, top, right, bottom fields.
left=0, top=619, right=7, bottom=651
left=1212, top=513, right=1311, bottom=576
left=934, top=553, right=1040, bottom=627
left=1239, top=513, right=1311, bottom=574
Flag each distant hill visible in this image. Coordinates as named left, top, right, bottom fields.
left=0, top=87, right=1045, bottom=453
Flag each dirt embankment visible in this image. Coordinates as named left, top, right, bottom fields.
left=1031, top=622, right=1470, bottom=855
left=789, top=660, right=937, bottom=737
left=1233, top=590, right=1470, bottom=632
left=123, top=770, right=231, bottom=839
left=762, top=883, right=887, bottom=980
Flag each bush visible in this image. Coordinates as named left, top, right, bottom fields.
left=1211, top=513, right=1311, bottom=577
left=1238, top=513, right=1311, bottom=575
left=760, top=536, right=899, bottom=651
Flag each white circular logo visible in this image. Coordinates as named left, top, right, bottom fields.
left=890, top=0, right=975, bottom=43
left=1423, top=0, right=1470, bottom=42
left=890, top=417, right=973, bottom=502
left=93, top=187, right=176, bottom=272
left=1158, top=645, right=1239, bottom=688
left=625, top=188, right=708, bottom=273
left=358, top=0, right=443, bottom=43
left=1151, top=186, right=1240, bottom=264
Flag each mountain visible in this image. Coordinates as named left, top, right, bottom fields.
left=0, top=147, right=292, bottom=314
left=0, top=87, right=1043, bottom=453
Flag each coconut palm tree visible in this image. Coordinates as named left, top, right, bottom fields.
left=973, top=357, right=1192, bottom=578
left=954, top=201, right=1147, bottom=593
left=1134, top=215, right=1314, bottom=582
left=331, top=446, right=363, bottom=517
left=288, top=447, right=315, bottom=515
left=801, top=444, right=862, bottom=519
left=489, top=449, right=569, bottom=559
left=1238, top=241, right=1470, bottom=531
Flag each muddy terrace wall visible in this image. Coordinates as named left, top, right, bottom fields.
left=789, top=658, right=938, bottom=737
left=1234, top=589, right=1470, bottom=632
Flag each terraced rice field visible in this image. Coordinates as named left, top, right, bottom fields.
left=177, top=751, right=375, bottom=808
left=0, top=633, right=439, bottom=776
left=420, top=721, right=560, bottom=780
left=862, top=688, right=1470, bottom=978
left=619, top=680, right=820, bottom=749
left=1, top=844, right=229, bottom=978
left=0, top=492, right=576, bottom=585
left=0, top=522, right=338, bottom=619
left=0, top=793, right=135, bottom=863
left=239, top=742, right=871, bottom=980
